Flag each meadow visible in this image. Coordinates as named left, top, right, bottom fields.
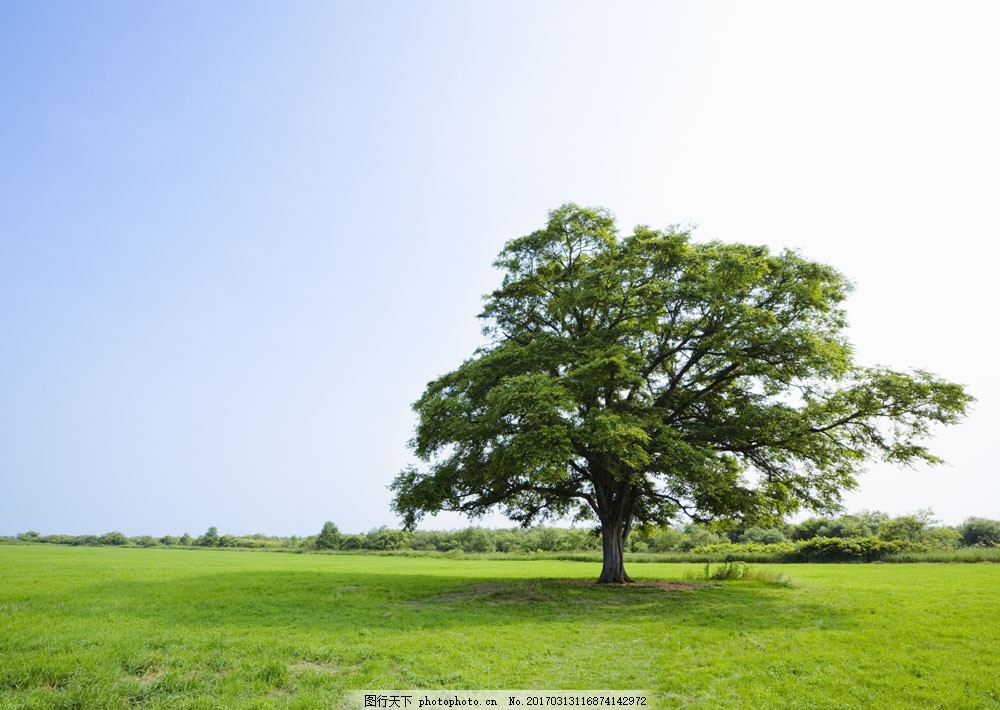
left=1, top=546, right=997, bottom=709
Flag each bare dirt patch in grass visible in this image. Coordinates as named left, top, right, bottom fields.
left=288, top=660, right=347, bottom=674
left=559, top=578, right=707, bottom=591
left=138, top=668, right=163, bottom=684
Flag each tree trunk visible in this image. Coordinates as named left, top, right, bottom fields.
left=597, top=521, right=633, bottom=583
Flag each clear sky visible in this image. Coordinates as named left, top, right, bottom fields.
left=2, top=1, right=997, bottom=536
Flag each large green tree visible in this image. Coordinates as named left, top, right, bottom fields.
left=391, top=205, right=972, bottom=582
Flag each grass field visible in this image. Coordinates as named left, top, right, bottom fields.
left=1, top=546, right=998, bottom=709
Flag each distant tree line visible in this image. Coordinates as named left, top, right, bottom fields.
left=6, top=527, right=306, bottom=550
left=6, top=511, right=1000, bottom=560
left=308, top=512, right=1000, bottom=559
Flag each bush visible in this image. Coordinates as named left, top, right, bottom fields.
left=39, top=534, right=78, bottom=545
left=315, top=521, right=343, bottom=550
left=99, top=531, right=129, bottom=546
left=492, top=530, right=521, bottom=553
left=129, top=536, right=161, bottom=547
left=959, top=517, right=1000, bottom=547
left=644, top=527, right=685, bottom=552
left=923, top=526, right=961, bottom=548
left=791, top=512, right=886, bottom=541
left=196, top=527, right=220, bottom=547
left=232, top=536, right=273, bottom=549
left=679, top=525, right=724, bottom=551
left=794, top=536, right=900, bottom=562
left=877, top=509, right=936, bottom=543
left=686, top=561, right=790, bottom=584
left=693, top=542, right=797, bottom=556
left=340, top=534, right=366, bottom=550
left=365, top=527, right=411, bottom=550
left=410, top=530, right=459, bottom=552
left=458, top=527, right=493, bottom=553
left=738, top=526, right=789, bottom=544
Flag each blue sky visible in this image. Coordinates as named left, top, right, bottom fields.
left=2, top=1, right=997, bottom=536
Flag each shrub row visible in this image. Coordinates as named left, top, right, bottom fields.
left=7, top=512, right=999, bottom=556
left=686, top=536, right=996, bottom=562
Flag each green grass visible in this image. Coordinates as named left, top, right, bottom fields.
left=1, top=547, right=998, bottom=709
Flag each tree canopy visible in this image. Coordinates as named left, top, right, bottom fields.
left=391, top=204, right=972, bottom=582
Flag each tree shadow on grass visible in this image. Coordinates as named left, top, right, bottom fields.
left=37, top=567, right=854, bottom=637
